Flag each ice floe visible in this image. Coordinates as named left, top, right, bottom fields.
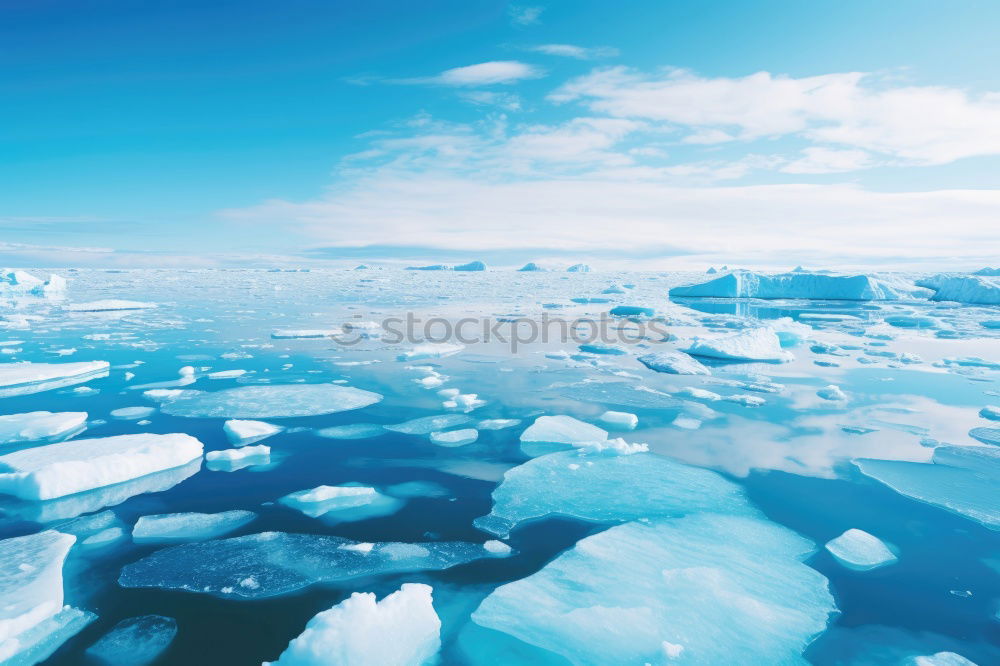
left=133, top=510, right=256, bottom=543
left=84, top=614, right=177, bottom=666
left=223, top=419, right=284, bottom=445
left=597, top=410, right=638, bottom=430
left=278, top=485, right=402, bottom=523
left=385, top=414, right=472, bottom=435
left=429, top=428, right=478, bottom=447
left=637, top=350, right=710, bottom=375
left=0, top=361, right=109, bottom=398
left=0, top=412, right=87, bottom=445
left=518, top=415, right=608, bottom=457
left=160, top=384, right=382, bottom=419
left=825, top=528, right=897, bottom=571
left=682, top=327, right=794, bottom=363
left=314, top=423, right=386, bottom=440
left=66, top=300, right=157, bottom=312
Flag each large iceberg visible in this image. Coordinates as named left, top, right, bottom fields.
left=918, top=274, right=1000, bottom=305
left=0, top=361, right=109, bottom=398
left=472, top=514, right=836, bottom=665
left=0, top=433, right=204, bottom=501
left=855, top=445, right=1000, bottom=530
left=0, top=531, right=95, bottom=665
left=0, top=412, right=87, bottom=445
left=670, top=270, right=908, bottom=300
left=160, top=384, right=382, bottom=419
left=118, top=532, right=494, bottom=599
left=681, top=327, right=794, bottom=363
left=84, top=615, right=177, bottom=666
left=474, top=448, right=753, bottom=538
left=264, top=584, right=440, bottom=666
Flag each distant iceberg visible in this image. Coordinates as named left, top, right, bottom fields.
left=453, top=260, right=487, bottom=271
left=670, top=270, right=910, bottom=300
left=517, top=262, right=545, bottom=272
left=405, top=264, right=449, bottom=271
left=566, top=263, right=590, bottom=273
left=917, top=274, right=1000, bottom=305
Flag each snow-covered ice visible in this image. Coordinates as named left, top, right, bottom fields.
left=518, top=415, right=608, bottom=456
left=0, top=361, right=109, bottom=397
left=0, top=433, right=204, bottom=500
left=825, top=528, right=898, bottom=571
left=682, top=327, right=794, bottom=363
left=264, top=583, right=440, bottom=666
left=637, top=350, right=711, bottom=375
left=0, top=412, right=87, bottom=445
left=132, top=510, right=257, bottom=543
left=278, top=485, right=402, bottom=523
left=597, top=410, right=638, bottom=430
left=223, top=419, right=284, bottom=445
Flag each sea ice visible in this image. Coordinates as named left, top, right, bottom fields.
left=66, top=300, right=157, bottom=312
left=385, top=414, right=472, bottom=435
left=670, top=270, right=908, bottom=300
left=109, top=406, right=156, bottom=421
left=118, top=532, right=493, bottom=599
left=637, top=350, right=710, bottom=375
left=0, top=412, right=87, bottom=445
left=314, top=423, right=386, bottom=440
left=160, top=384, right=382, bottom=418
left=206, top=444, right=270, bottom=462
left=223, top=419, right=284, bottom=445
left=472, top=514, right=835, bottom=665
left=271, top=329, right=338, bottom=339
left=0, top=433, right=204, bottom=500
left=429, top=429, right=478, bottom=447
left=825, top=528, right=897, bottom=571
left=84, top=615, right=177, bottom=666
left=0, top=361, right=109, bottom=398
left=474, top=448, right=753, bottom=537
left=682, top=327, right=794, bottom=363
left=263, top=584, right=440, bottom=666
left=597, top=410, right=638, bottom=430
left=918, top=275, right=1000, bottom=305
left=133, top=510, right=257, bottom=543
left=518, top=415, right=608, bottom=457
left=397, top=343, right=464, bottom=361
left=476, top=419, right=521, bottom=430
left=279, top=485, right=402, bottom=523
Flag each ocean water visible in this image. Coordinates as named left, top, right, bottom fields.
left=2, top=267, right=999, bottom=665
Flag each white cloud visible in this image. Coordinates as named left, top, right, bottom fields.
left=427, top=61, right=543, bottom=86
left=527, top=44, right=619, bottom=60
left=551, top=66, right=1000, bottom=164
left=508, top=5, right=544, bottom=26
left=781, top=147, right=875, bottom=174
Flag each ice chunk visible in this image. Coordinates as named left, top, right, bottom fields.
left=264, top=583, right=440, bottom=666
left=397, top=343, right=464, bottom=361
left=279, top=485, right=402, bottom=523
left=109, top=406, right=156, bottom=421
left=0, top=433, right=204, bottom=500
left=637, top=350, right=710, bottom=375
left=817, top=385, right=847, bottom=401
left=160, top=384, right=382, bottom=419
left=206, top=444, right=270, bottom=462
left=0, top=530, right=95, bottom=665
left=0, top=361, right=109, bottom=398
left=474, top=449, right=752, bottom=537
left=429, top=429, right=478, bottom=447
left=133, top=510, right=256, bottom=543
left=271, top=329, right=338, bottom=339
left=223, top=419, right=283, bottom=445
left=385, top=414, right=472, bottom=435
left=118, top=532, right=492, bottom=599
left=472, top=514, right=835, bottom=665
left=84, top=615, right=177, bottom=666
left=476, top=419, right=521, bottom=430
left=824, top=528, right=897, bottom=571
left=597, top=410, right=638, bottom=430
left=454, top=260, right=486, bottom=271
left=855, top=445, right=1000, bottom=529
left=682, top=327, right=794, bottom=363
left=918, top=274, right=1000, bottom=305
left=314, top=423, right=386, bottom=440
left=0, top=412, right=87, bottom=445
left=670, top=270, right=907, bottom=300
left=66, top=300, right=157, bottom=312
left=518, top=415, right=607, bottom=457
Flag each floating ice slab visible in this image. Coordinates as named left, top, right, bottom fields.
left=518, top=415, right=607, bottom=457
left=597, top=410, right=637, bottom=430
left=0, top=530, right=95, bottom=665
left=118, top=532, right=493, bottom=599
left=385, top=414, right=472, bottom=435
left=682, top=327, right=794, bottom=363
left=0, top=433, right=204, bottom=501
left=206, top=444, right=270, bottom=463
left=160, top=384, right=382, bottom=419
left=66, top=300, right=157, bottom=312
left=314, top=423, right=386, bottom=440
left=109, top=406, right=156, bottom=421
left=84, top=615, right=177, bottom=666
left=279, top=485, right=402, bottom=523
left=855, top=445, right=1000, bottom=530
left=0, top=361, right=109, bottom=398
left=825, top=528, right=898, bottom=571
left=133, top=510, right=257, bottom=543
left=0, top=412, right=87, bottom=445
left=474, top=449, right=753, bottom=537
left=264, top=583, right=440, bottom=666
left=670, top=270, right=907, bottom=300
left=223, top=419, right=283, bottom=445
left=637, top=350, right=710, bottom=375
left=429, top=429, right=478, bottom=447
left=472, top=514, right=835, bottom=665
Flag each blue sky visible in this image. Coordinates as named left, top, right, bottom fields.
left=3, top=0, right=999, bottom=269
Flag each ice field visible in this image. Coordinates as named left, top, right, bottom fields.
left=1, top=265, right=999, bottom=665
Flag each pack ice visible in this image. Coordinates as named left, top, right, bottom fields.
left=474, top=448, right=753, bottom=538
left=472, top=514, right=835, bottom=665
left=681, top=327, right=794, bottom=363
left=0, top=531, right=95, bottom=665
left=0, top=361, right=109, bottom=398
left=0, top=433, right=204, bottom=500
left=855, top=445, right=1000, bottom=530
left=84, top=614, right=177, bottom=666
left=669, top=270, right=909, bottom=300
left=264, top=583, right=440, bottom=666
left=0, top=412, right=87, bottom=445
left=160, top=384, right=382, bottom=418
left=118, top=532, right=495, bottom=599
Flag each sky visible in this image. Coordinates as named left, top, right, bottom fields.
left=3, top=0, right=1000, bottom=270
